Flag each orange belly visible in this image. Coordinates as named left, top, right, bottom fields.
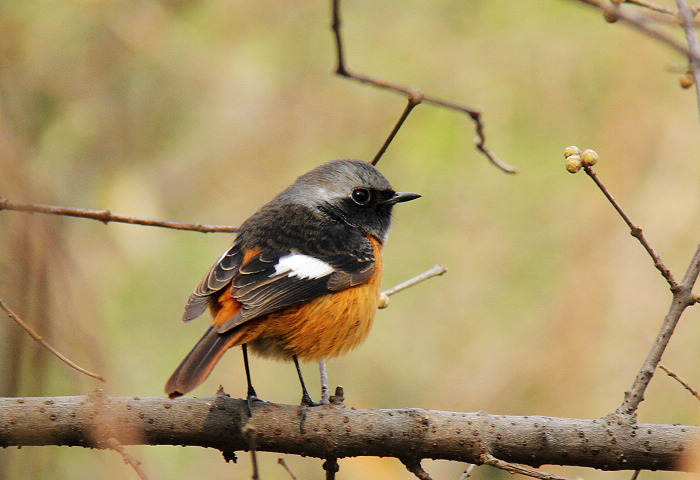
left=212, top=236, right=384, bottom=361
left=248, top=265, right=383, bottom=360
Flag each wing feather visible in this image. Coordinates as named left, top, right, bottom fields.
left=182, top=240, right=244, bottom=323
left=216, top=238, right=376, bottom=333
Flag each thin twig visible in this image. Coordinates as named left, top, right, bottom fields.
left=570, top=154, right=700, bottom=415
left=323, top=457, right=340, bottom=480
left=617, top=243, right=700, bottom=415
left=330, top=0, right=516, bottom=174
left=319, top=359, right=330, bottom=404
left=401, top=458, right=433, bottom=480
left=0, top=197, right=237, bottom=233
left=659, top=363, right=700, bottom=401
left=0, top=298, right=106, bottom=382
left=675, top=0, right=700, bottom=124
left=480, top=454, right=573, bottom=480
left=382, top=264, right=448, bottom=298
left=459, top=464, right=477, bottom=480
left=630, top=470, right=642, bottom=480
left=244, top=426, right=260, bottom=480
left=105, top=437, right=152, bottom=480
left=277, top=458, right=299, bottom=480
left=627, top=0, right=676, bottom=15
left=372, top=95, right=423, bottom=166
left=583, top=167, right=678, bottom=290
left=569, top=0, right=700, bottom=63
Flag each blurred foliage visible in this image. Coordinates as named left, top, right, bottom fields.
left=1, top=0, right=700, bottom=479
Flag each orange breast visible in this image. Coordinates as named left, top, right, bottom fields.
left=249, top=235, right=384, bottom=361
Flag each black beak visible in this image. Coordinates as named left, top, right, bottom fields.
left=385, top=191, right=421, bottom=205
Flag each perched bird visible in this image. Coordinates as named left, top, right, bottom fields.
left=165, top=159, right=419, bottom=404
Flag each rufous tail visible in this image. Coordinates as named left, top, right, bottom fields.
left=165, top=326, right=237, bottom=399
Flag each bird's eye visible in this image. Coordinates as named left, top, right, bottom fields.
left=351, top=187, right=371, bottom=205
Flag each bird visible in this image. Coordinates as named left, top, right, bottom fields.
left=165, top=158, right=420, bottom=405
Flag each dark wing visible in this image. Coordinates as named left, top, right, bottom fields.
left=182, top=239, right=244, bottom=322
left=216, top=239, right=376, bottom=333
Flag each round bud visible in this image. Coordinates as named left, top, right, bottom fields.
left=581, top=149, right=599, bottom=166
left=604, top=9, right=620, bottom=23
left=566, top=155, right=583, bottom=173
left=564, top=145, right=581, bottom=158
left=680, top=72, right=695, bottom=89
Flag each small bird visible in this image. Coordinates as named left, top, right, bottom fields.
left=165, top=159, right=419, bottom=404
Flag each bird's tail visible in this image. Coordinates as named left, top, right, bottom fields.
left=165, top=326, right=237, bottom=399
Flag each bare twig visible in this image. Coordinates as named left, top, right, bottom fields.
left=659, top=363, right=700, bottom=401
left=569, top=0, right=700, bottom=63
left=459, top=464, right=477, bottom=480
left=583, top=166, right=678, bottom=289
left=0, top=197, right=237, bottom=233
left=627, top=0, right=676, bottom=15
left=277, top=458, right=298, bottom=480
left=568, top=153, right=700, bottom=418
left=105, top=438, right=152, bottom=480
left=617, top=243, right=700, bottom=415
left=0, top=298, right=106, bottom=382
left=319, top=359, right=330, bottom=404
left=244, top=426, right=260, bottom=480
left=675, top=0, right=700, bottom=123
left=630, top=470, right=642, bottom=480
left=330, top=0, right=516, bottom=174
left=323, top=457, right=340, bottom=480
left=372, top=95, right=423, bottom=166
left=381, top=264, right=448, bottom=298
left=480, top=454, right=573, bottom=480
left=401, top=458, right=433, bottom=480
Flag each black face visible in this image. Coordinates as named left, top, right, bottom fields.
left=330, top=186, right=399, bottom=240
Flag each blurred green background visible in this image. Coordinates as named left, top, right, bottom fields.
left=2, top=0, right=700, bottom=479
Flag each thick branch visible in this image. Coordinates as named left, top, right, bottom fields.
left=0, top=394, right=696, bottom=472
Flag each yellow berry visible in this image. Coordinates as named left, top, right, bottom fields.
left=566, top=155, right=583, bottom=173
left=581, top=149, right=599, bottom=166
left=680, top=71, right=694, bottom=89
left=564, top=145, right=581, bottom=159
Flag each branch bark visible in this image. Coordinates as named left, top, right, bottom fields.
left=1, top=394, right=696, bottom=472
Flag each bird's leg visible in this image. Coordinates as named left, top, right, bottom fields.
left=242, top=344, right=259, bottom=415
left=294, top=355, right=322, bottom=434
left=294, top=355, right=320, bottom=407
left=319, top=358, right=330, bottom=405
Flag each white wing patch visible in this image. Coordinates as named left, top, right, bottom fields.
left=274, top=253, right=335, bottom=279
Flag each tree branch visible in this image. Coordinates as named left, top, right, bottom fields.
left=617, top=243, right=700, bottom=416
left=565, top=149, right=700, bottom=417
left=330, top=0, right=516, bottom=173
left=582, top=166, right=677, bottom=290
left=659, top=364, right=700, bottom=401
left=0, top=298, right=106, bottom=383
left=0, top=197, right=237, bottom=233
left=1, top=394, right=696, bottom=472
left=569, top=0, right=700, bottom=63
